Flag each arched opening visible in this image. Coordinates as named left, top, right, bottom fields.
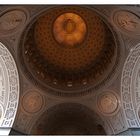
left=31, top=103, right=106, bottom=135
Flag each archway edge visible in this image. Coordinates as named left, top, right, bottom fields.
left=0, top=42, right=20, bottom=135
left=121, top=43, right=140, bottom=128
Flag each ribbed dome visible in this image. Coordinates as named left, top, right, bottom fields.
left=20, top=6, right=117, bottom=96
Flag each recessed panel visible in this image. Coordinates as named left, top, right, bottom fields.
left=97, top=91, right=119, bottom=115
left=0, top=9, right=27, bottom=35
left=22, top=90, right=44, bottom=113
left=113, top=10, right=140, bottom=36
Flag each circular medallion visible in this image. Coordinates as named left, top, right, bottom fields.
left=53, top=12, right=87, bottom=46
left=97, top=91, right=119, bottom=115
left=0, top=42, right=19, bottom=127
left=22, top=91, right=44, bottom=113
left=113, top=10, right=140, bottom=35
left=0, top=9, right=27, bottom=35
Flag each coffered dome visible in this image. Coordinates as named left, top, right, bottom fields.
left=19, top=6, right=118, bottom=96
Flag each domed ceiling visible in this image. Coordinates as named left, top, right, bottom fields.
left=0, top=5, right=139, bottom=136
left=19, top=6, right=118, bottom=96
left=31, top=103, right=106, bottom=135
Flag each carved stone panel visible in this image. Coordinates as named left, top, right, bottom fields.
left=21, top=90, right=44, bottom=114
left=0, top=9, right=28, bottom=36
left=0, top=42, right=19, bottom=128
left=121, top=43, right=140, bottom=127
left=112, top=10, right=140, bottom=37
left=97, top=90, right=120, bottom=116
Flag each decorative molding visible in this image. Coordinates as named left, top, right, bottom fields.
left=0, top=42, right=19, bottom=128
left=122, top=35, right=140, bottom=50
left=121, top=43, right=140, bottom=127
